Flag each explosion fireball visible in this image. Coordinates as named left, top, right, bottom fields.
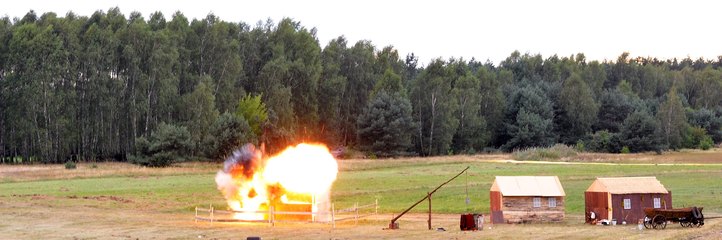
left=215, top=143, right=338, bottom=221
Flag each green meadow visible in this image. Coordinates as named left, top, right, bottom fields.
left=2, top=160, right=721, bottom=216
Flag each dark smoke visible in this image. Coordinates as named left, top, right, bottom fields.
left=216, top=143, right=264, bottom=203
left=222, top=143, right=262, bottom=178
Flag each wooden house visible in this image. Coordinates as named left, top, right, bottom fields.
left=584, top=177, right=672, bottom=224
left=490, top=176, right=566, bottom=224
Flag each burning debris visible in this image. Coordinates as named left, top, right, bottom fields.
left=215, top=143, right=338, bottom=221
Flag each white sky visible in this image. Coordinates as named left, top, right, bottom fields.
left=3, top=0, right=721, bottom=65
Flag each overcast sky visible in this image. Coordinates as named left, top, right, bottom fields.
left=3, top=0, right=721, bottom=65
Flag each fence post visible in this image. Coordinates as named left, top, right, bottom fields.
left=312, top=194, right=316, bottom=223
left=195, top=206, right=198, bottom=222
left=210, top=205, right=214, bottom=224
left=355, top=202, right=359, bottom=225
left=270, top=206, right=275, bottom=227
left=331, top=203, right=336, bottom=228
left=375, top=199, right=378, bottom=215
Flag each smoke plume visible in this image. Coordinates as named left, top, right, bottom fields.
left=215, top=144, right=262, bottom=201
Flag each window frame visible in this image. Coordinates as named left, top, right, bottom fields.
left=623, top=198, right=631, bottom=210
left=533, top=197, right=541, bottom=208
left=653, top=197, right=661, bottom=208
left=548, top=197, right=557, bottom=208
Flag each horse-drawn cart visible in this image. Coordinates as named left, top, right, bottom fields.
left=643, top=207, right=704, bottom=229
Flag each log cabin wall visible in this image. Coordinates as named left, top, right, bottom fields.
left=499, top=196, right=565, bottom=223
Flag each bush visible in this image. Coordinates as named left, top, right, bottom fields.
left=575, top=140, right=585, bottom=152
left=204, top=113, right=255, bottom=160
left=131, top=152, right=176, bottom=167
left=687, top=108, right=722, bottom=142
left=130, top=123, right=192, bottom=167
left=699, top=136, right=714, bottom=150
left=586, top=131, right=623, bottom=153
left=512, top=144, right=577, bottom=161
left=481, top=147, right=501, bottom=154
left=145, top=152, right=175, bottom=167
left=466, top=147, right=477, bottom=155
left=64, top=161, right=76, bottom=170
left=683, top=126, right=716, bottom=151
left=683, top=126, right=708, bottom=149
left=134, top=137, right=151, bottom=156
left=340, top=149, right=353, bottom=159
left=621, top=146, right=630, bottom=154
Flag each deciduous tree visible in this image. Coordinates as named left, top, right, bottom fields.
left=657, top=87, right=687, bottom=149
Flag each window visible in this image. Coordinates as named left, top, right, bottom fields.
left=623, top=199, right=631, bottom=209
left=654, top=198, right=661, bottom=208
left=533, top=197, right=541, bottom=208
left=548, top=197, right=557, bottom=208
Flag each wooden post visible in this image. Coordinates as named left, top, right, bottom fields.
left=312, top=194, right=316, bottom=223
left=375, top=199, right=378, bottom=215
left=195, top=206, right=198, bottom=222
left=270, top=206, right=275, bottom=227
left=210, top=205, right=214, bottom=224
left=331, top=203, right=336, bottom=228
left=355, top=202, right=359, bottom=225
left=428, top=192, right=432, bottom=230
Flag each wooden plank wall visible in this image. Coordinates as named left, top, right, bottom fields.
left=584, top=191, right=608, bottom=223
left=490, top=191, right=502, bottom=211
left=490, top=191, right=504, bottom=223
left=611, top=193, right=672, bottom=224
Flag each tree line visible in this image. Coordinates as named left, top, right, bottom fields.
left=1, top=9, right=721, bottom=164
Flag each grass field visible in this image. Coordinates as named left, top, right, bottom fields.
left=1, top=151, right=722, bottom=239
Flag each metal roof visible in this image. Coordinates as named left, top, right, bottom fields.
left=586, top=177, right=668, bottom=194
left=490, top=176, right=566, bottom=197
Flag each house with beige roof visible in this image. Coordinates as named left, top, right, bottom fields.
left=584, top=177, right=671, bottom=224
left=490, top=176, right=566, bottom=224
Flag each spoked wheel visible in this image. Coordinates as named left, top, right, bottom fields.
left=693, top=220, right=704, bottom=228
left=692, top=207, right=704, bottom=227
left=643, top=217, right=652, bottom=229
left=680, top=221, right=692, bottom=228
left=653, top=215, right=667, bottom=229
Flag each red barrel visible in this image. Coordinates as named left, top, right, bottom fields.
left=460, top=214, right=482, bottom=231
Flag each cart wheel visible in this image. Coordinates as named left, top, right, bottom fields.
left=694, top=220, right=703, bottom=228
left=680, top=221, right=691, bottom=228
left=643, top=217, right=652, bottom=229
left=653, top=215, right=666, bottom=229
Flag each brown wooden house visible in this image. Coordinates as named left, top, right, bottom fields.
left=584, top=177, right=672, bottom=224
left=490, top=176, right=566, bottom=224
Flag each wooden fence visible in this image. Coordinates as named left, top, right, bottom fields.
left=195, top=199, right=378, bottom=228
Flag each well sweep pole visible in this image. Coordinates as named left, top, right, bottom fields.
left=428, top=192, right=432, bottom=230
left=389, top=166, right=470, bottom=229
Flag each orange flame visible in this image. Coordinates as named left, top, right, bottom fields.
left=217, top=143, right=338, bottom=220
left=263, top=144, right=339, bottom=194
